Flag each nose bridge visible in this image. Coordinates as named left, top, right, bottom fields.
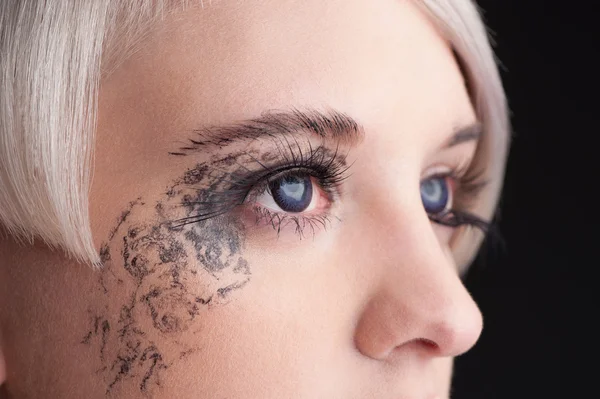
left=352, top=201, right=483, bottom=360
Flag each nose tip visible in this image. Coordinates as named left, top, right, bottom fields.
left=354, top=283, right=483, bottom=360
left=428, top=300, right=483, bottom=357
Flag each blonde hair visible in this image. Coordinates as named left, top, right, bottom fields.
left=0, top=0, right=509, bottom=266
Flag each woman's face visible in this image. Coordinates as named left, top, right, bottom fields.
left=1, top=0, right=486, bottom=397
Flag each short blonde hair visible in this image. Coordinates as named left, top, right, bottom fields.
left=0, top=0, right=509, bottom=266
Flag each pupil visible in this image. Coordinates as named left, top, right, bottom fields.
left=420, top=177, right=449, bottom=215
left=282, top=177, right=304, bottom=199
left=270, top=174, right=313, bottom=213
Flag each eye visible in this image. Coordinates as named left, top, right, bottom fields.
left=420, top=176, right=453, bottom=217
left=256, top=173, right=320, bottom=213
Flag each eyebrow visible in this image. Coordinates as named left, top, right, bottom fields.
left=170, top=108, right=365, bottom=155
left=443, top=123, right=483, bottom=149
left=169, top=108, right=482, bottom=156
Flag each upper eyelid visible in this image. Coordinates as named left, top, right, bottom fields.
left=423, top=142, right=479, bottom=178
left=236, top=163, right=329, bottom=199
left=237, top=149, right=349, bottom=196
left=244, top=164, right=339, bottom=195
left=421, top=162, right=473, bottom=182
left=421, top=165, right=455, bottom=179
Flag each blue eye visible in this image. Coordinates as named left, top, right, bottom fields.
left=268, top=174, right=313, bottom=213
left=420, top=176, right=452, bottom=216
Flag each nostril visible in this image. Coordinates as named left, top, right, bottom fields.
left=402, top=337, right=439, bottom=354
left=417, top=338, right=439, bottom=350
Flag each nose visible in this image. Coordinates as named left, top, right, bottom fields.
left=352, top=207, right=483, bottom=360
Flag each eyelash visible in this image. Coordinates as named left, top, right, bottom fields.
left=173, top=144, right=491, bottom=236
left=426, top=168, right=492, bottom=233
left=169, top=144, right=349, bottom=231
left=242, top=150, right=350, bottom=237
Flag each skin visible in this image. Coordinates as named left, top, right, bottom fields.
left=0, top=0, right=486, bottom=397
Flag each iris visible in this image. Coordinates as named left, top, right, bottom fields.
left=269, top=175, right=313, bottom=213
left=420, top=177, right=450, bottom=215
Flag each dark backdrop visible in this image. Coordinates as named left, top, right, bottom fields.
left=452, top=1, right=587, bottom=398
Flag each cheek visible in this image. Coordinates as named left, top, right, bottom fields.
left=83, top=172, right=254, bottom=395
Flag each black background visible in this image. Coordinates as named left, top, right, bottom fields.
left=452, top=1, right=586, bottom=398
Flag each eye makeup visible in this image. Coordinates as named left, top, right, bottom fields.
left=166, top=108, right=493, bottom=241
left=168, top=136, right=491, bottom=241
left=169, top=139, right=351, bottom=239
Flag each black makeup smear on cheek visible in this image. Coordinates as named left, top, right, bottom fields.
left=81, top=157, right=253, bottom=396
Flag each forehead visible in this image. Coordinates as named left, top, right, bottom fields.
left=103, top=0, right=475, bottom=151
